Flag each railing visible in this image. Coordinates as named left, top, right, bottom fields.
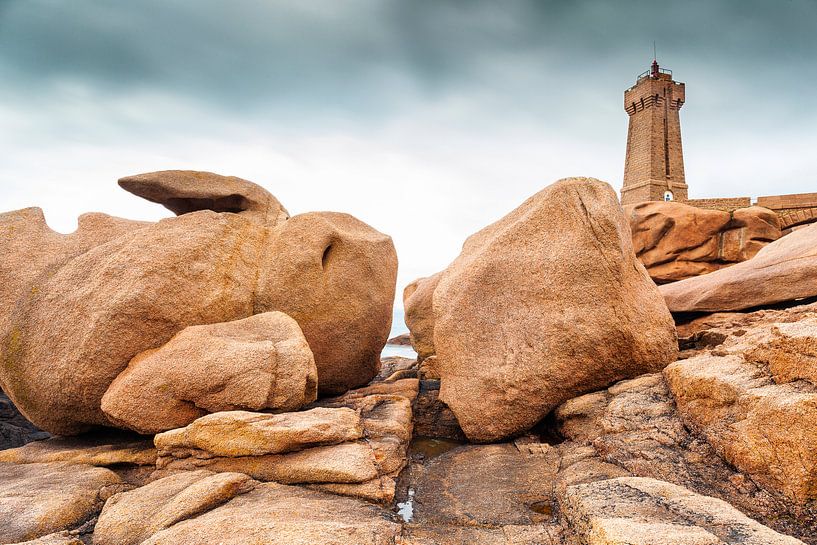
left=636, top=67, right=673, bottom=81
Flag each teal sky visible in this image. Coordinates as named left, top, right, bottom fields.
left=2, top=0, right=816, bottom=314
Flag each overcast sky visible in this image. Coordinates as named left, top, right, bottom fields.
left=2, top=0, right=816, bottom=327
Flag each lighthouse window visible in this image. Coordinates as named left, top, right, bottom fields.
left=664, top=191, right=674, bottom=202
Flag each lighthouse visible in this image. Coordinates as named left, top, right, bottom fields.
left=620, top=59, right=687, bottom=205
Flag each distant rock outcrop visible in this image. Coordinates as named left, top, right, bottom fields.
left=626, top=201, right=781, bottom=283
left=402, top=273, right=440, bottom=360
left=385, top=333, right=412, bottom=346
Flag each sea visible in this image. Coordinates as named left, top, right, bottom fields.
left=381, top=307, right=417, bottom=359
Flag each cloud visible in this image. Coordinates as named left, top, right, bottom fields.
left=1, top=0, right=816, bottom=332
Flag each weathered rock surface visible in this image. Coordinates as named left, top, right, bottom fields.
left=101, top=312, right=317, bottom=434
left=399, top=525, right=562, bottom=544
left=675, top=301, right=817, bottom=354
left=154, top=407, right=363, bottom=458
left=2, top=210, right=263, bottom=435
left=433, top=178, right=677, bottom=442
left=155, top=381, right=414, bottom=503
left=160, top=441, right=380, bottom=484
left=0, top=462, right=121, bottom=543
left=118, top=170, right=290, bottom=225
left=665, top=320, right=817, bottom=505
left=413, top=380, right=466, bottom=441
left=626, top=201, right=780, bottom=283
left=376, top=356, right=420, bottom=382
left=400, top=441, right=625, bottom=529
left=0, top=207, right=147, bottom=436
left=661, top=222, right=817, bottom=313
left=135, top=482, right=401, bottom=545
left=0, top=432, right=156, bottom=468
left=403, top=273, right=440, bottom=360
left=0, top=390, right=48, bottom=451
left=311, top=373, right=417, bottom=502
left=325, top=378, right=419, bottom=404
left=0, top=207, right=148, bottom=339
left=93, top=470, right=255, bottom=545
left=747, top=318, right=817, bottom=385
left=254, top=211, right=398, bottom=395
left=12, top=533, right=84, bottom=545
left=561, top=477, right=806, bottom=545
left=555, top=370, right=817, bottom=542
left=1, top=172, right=397, bottom=435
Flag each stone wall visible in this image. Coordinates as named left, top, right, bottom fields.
left=756, top=192, right=817, bottom=209
left=678, top=192, right=817, bottom=229
left=681, top=197, right=752, bottom=212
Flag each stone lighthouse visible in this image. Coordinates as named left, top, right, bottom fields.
left=620, top=59, right=687, bottom=205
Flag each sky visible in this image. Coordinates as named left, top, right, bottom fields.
left=2, top=0, right=817, bottom=333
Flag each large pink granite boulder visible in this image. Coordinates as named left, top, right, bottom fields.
left=661, top=222, right=817, bottom=313
left=433, top=177, right=678, bottom=442
left=626, top=201, right=780, bottom=283
left=0, top=171, right=396, bottom=434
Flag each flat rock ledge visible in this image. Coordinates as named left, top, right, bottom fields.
left=95, top=475, right=401, bottom=545
left=561, top=477, right=806, bottom=545
left=153, top=377, right=416, bottom=504
left=0, top=461, right=123, bottom=543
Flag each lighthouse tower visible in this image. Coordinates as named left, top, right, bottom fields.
left=620, top=59, right=687, bottom=205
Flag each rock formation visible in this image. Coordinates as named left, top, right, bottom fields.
left=253, top=210, right=398, bottom=395
left=154, top=408, right=364, bottom=458
left=0, top=390, right=49, bottom=450
left=555, top=371, right=817, bottom=541
left=0, top=433, right=156, bottom=468
left=561, top=477, right=805, bottom=544
left=386, top=333, right=412, bottom=346
left=402, top=273, right=441, bottom=360
left=153, top=372, right=416, bottom=504
left=3, top=173, right=817, bottom=543
left=431, top=178, right=678, bottom=442
left=117, top=170, right=290, bottom=225
left=665, top=316, right=817, bottom=505
left=0, top=170, right=397, bottom=435
left=0, top=462, right=122, bottom=543
left=661, top=222, right=817, bottom=313
left=626, top=201, right=781, bottom=283
left=93, top=475, right=401, bottom=545
left=93, top=470, right=256, bottom=545
left=100, top=312, right=318, bottom=434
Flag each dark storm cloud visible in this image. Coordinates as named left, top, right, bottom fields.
left=2, top=0, right=815, bottom=119
left=2, top=0, right=816, bottom=308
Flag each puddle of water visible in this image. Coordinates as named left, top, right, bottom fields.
left=410, top=436, right=465, bottom=460
left=396, top=488, right=415, bottom=522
